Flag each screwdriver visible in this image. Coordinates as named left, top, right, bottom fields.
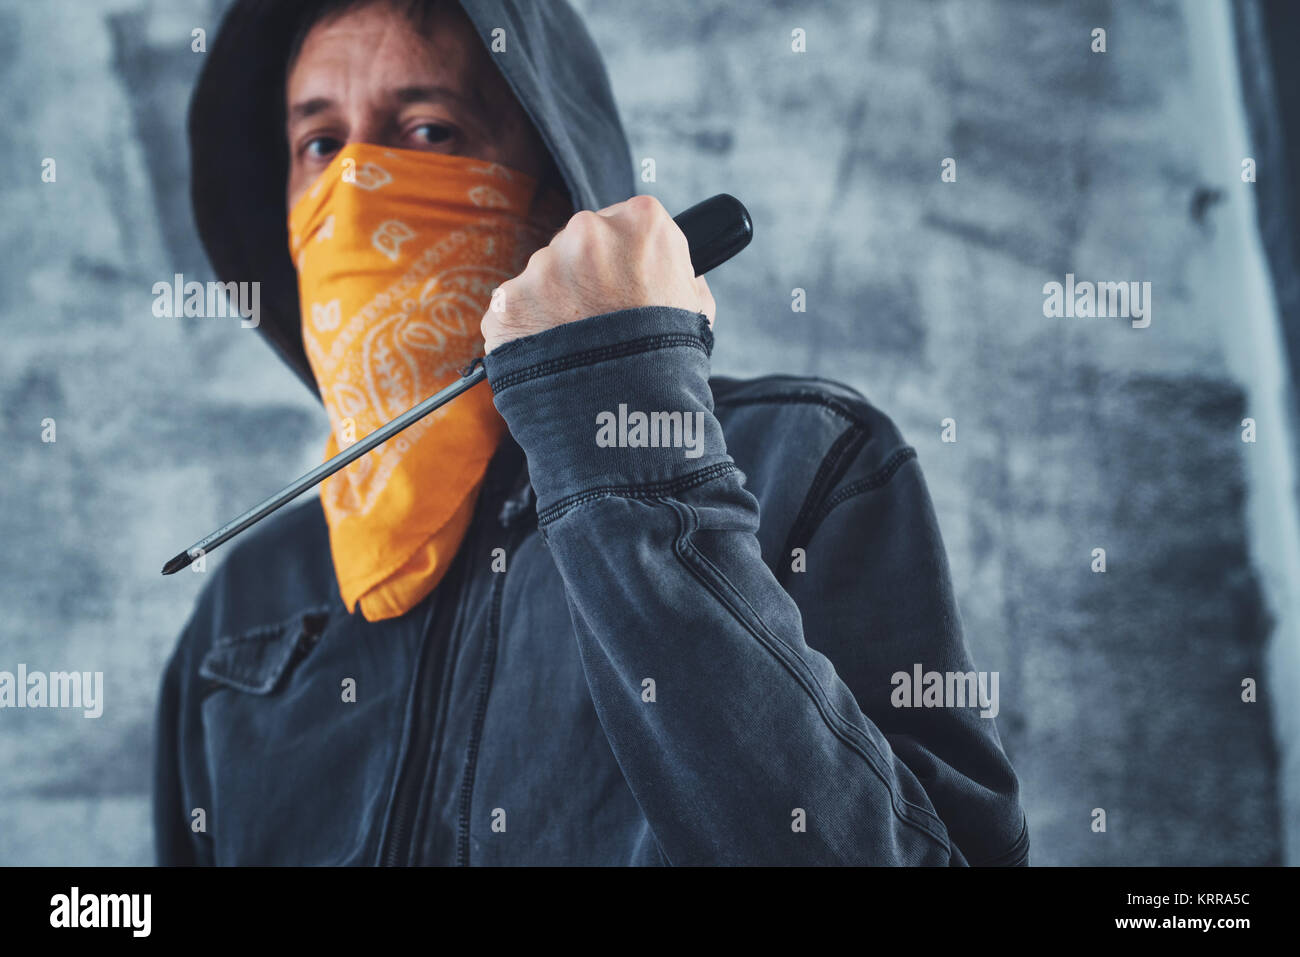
left=162, top=193, right=752, bottom=574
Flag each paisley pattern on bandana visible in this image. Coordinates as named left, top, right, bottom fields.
left=289, top=143, right=564, bottom=621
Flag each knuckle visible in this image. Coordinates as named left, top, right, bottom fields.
left=628, top=193, right=662, bottom=216
left=566, top=209, right=601, bottom=235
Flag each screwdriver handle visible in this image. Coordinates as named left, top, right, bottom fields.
left=675, top=193, right=753, bottom=276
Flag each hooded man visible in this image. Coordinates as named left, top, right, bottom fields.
left=154, top=0, right=1030, bottom=866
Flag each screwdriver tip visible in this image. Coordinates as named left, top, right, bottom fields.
left=161, top=551, right=193, bottom=575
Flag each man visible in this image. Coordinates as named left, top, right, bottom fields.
left=155, top=0, right=1029, bottom=865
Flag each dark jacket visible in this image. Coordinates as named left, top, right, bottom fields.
left=155, top=0, right=1028, bottom=866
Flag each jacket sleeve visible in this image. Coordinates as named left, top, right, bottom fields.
left=153, top=617, right=216, bottom=866
left=483, top=306, right=1027, bottom=866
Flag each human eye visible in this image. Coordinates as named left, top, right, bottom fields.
left=301, top=134, right=343, bottom=160
left=407, top=122, right=458, bottom=148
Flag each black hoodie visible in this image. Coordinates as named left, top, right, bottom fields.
left=158, top=0, right=1029, bottom=865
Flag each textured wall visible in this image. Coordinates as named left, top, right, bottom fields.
left=0, top=0, right=1285, bottom=865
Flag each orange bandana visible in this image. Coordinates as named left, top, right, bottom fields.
left=288, top=143, right=562, bottom=621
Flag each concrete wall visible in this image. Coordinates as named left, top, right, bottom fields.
left=0, top=0, right=1287, bottom=865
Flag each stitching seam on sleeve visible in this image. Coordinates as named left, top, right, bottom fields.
left=536, top=461, right=737, bottom=526
left=490, top=333, right=709, bottom=394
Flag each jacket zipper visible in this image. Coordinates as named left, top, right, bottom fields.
left=378, top=437, right=531, bottom=865
left=454, top=522, right=523, bottom=866
left=379, top=530, right=475, bottom=866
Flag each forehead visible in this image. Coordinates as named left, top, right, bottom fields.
left=286, top=2, right=496, bottom=105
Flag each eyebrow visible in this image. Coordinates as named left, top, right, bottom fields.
left=287, top=85, right=486, bottom=125
left=287, top=97, right=335, bottom=123
left=393, top=84, right=481, bottom=110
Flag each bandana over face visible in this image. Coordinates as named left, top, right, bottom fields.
left=288, top=142, right=563, bottom=621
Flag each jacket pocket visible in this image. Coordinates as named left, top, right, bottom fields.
left=199, top=607, right=332, bottom=696
left=196, top=605, right=365, bottom=865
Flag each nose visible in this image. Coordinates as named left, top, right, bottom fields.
left=341, top=100, right=402, bottom=151
left=344, top=117, right=387, bottom=150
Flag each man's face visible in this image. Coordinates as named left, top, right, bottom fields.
left=284, top=0, right=552, bottom=212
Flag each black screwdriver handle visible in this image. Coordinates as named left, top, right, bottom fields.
left=675, top=193, right=753, bottom=276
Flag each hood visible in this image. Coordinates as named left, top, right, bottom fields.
left=188, top=0, right=636, bottom=399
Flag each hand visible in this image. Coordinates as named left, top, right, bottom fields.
left=481, top=194, right=716, bottom=353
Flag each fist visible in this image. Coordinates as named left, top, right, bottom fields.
left=481, top=194, right=716, bottom=354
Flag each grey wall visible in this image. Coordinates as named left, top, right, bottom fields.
left=0, top=0, right=1289, bottom=865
